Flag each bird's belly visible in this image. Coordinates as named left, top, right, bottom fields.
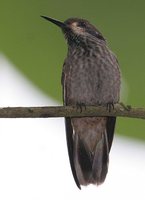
left=65, top=70, right=120, bottom=105
left=67, top=81, right=97, bottom=105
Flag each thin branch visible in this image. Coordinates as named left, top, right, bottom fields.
left=0, top=104, right=144, bottom=119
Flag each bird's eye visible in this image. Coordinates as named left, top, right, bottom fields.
left=78, top=22, right=86, bottom=28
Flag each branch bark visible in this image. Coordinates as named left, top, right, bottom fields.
left=0, top=104, right=144, bottom=119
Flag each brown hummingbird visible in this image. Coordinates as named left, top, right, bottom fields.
left=41, top=16, right=121, bottom=189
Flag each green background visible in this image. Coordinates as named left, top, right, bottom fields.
left=0, top=0, right=145, bottom=140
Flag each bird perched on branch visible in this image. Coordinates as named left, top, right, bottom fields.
left=41, top=16, right=121, bottom=189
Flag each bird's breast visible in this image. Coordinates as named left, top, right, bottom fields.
left=63, top=47, right=120, bottom=105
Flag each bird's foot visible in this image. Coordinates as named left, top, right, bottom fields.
left=106, top=102, right=115, bottom=112
left=119, top=102, right=131, bottom=111
left=76, top=102, right=86, bottom=113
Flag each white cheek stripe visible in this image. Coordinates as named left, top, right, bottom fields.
left=71, top=23, right=84, bottom=35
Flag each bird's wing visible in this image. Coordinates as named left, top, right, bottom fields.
left=62, top=61, right=81, bottom=189
left=106, top=117, right=116, bottom=152
left=65, top=117, right=81, bottom=189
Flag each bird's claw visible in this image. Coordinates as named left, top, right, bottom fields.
left=106, top=103, right=115, bottom=112
left=119, top=102, right=131, bottom=111
left=76, top=102, right=86, bottom=113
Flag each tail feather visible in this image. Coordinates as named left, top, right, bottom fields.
left=73, top=129, right=109, bottom=185
left=92, top=131, right=109, bottom=184
left=65, top=117, right=115, bottom=187
left=73, top=133, right=92, bottom=184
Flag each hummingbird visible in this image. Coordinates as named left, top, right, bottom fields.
left=41, top=16, right=121, bottom=189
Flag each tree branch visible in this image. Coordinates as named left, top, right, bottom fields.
left=0, top=104, right=144, bottom=119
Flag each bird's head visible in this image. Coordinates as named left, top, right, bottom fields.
left=41, top=16, right=105, bottom=46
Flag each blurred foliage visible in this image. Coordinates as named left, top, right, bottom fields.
left=0, top=0, right=145, bottom=140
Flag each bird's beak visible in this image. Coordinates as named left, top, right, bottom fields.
left=41, top=16, right=66, bottom=29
